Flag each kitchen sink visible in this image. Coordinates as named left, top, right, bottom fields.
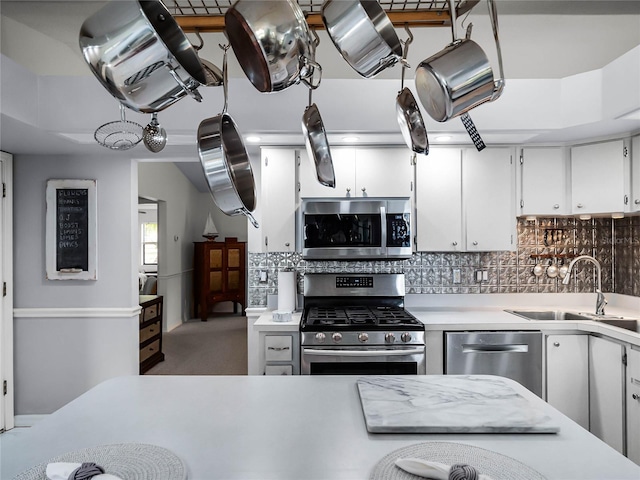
left=506, top=310, right=592, bottom=321
left=505, top=310, right=638, bottom=332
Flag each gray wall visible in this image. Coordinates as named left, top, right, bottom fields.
left=13, top=154, right=139, bottom=414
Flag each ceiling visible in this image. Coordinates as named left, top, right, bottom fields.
left=1, top=1, right=640, bottom=192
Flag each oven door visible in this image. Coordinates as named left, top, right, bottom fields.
left=301, top=345, right=426, bottom=375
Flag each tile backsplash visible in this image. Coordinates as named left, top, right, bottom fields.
left=247, top=217, right=640, bottom=307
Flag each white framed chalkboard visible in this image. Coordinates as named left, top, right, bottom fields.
left=45, top=179, right=97, bottom=280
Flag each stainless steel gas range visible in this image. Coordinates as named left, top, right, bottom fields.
left=300, top=273, right=425, bottom=375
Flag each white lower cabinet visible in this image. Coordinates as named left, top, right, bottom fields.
left=627, top=346, right=640, bottom=465
left=259, top=332, right=300, bottom=375
left=545, top=334, right=589, bottom=429
left=589, top=335, right=626, bottom=454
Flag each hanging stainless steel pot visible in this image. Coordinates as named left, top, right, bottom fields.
left=415, top=0, right=505, bottom=122
left=322, top=0, right=402, bottom=79
left=79, top=0, right=206, bottom=113
left=225, top=0, right=319, bottom=93
left=396, top=27, right=428, bottom=155
left=197, top=45, right=259, bottom=228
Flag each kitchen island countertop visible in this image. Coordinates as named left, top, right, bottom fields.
left=3, top=375, right=640, bottom=480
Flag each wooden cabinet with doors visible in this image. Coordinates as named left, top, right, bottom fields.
left=193, top=238, right=246, bottom=321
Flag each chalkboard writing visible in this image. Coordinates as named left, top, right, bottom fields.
left=56, top=188, right=89, bottom=271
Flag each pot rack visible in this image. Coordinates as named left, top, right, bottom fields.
left=168, top=0, right=480, bottom=32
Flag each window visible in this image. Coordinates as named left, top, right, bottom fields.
left=141, top=222, right=158, bottom=265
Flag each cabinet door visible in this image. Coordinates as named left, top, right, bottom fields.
left=632, top=136, right=640, bottom=213
left=463, top=147, right=516, bottom=251
left=545, top=334, right=589, bottom=429
left=627, top=347, right=640, bottom=464
left=354, top=147, right=414, bottom=198
left=589, top=335, right=625, bottom=454
left=571, top=140, right=626, bottom=214
left=415, top=148, right=463, bottom=251
left=298, top=147, right=355, bottom=198
left=261, top=148, right=296, bottom=252
left=520, top=147, right=567, bottom=215
left=224, top=242, right=244, bottom=294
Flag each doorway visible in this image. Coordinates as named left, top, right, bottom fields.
left=138, top=199, right=159, bottom=295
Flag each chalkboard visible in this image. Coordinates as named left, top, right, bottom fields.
left=56, top=188, right=89, bottom=271
left=46, top=179, right=97, bottom=280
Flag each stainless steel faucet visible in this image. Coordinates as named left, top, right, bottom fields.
left=562, top=255, right=607, bottom=315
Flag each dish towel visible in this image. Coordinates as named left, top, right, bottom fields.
left=395, top=458, right=494, bottom=480
left=46, top=462, right=123, bottom=480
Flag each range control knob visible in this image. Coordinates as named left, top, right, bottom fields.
left=385, top=333, right=396, bottom=343
left=401, top=332, right=412, bottom=343
left=358, top=333, right=369, bottom=343
left=315, top=332, right=326, bottom=343
left=332, top=332, right=343, bottom=343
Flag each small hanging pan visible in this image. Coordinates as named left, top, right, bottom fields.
left=301, top=30, right=335, bottom=188
left=192, top=31, right=224, bottom=87
left=396, top=26, right=428, bottom=155
left=197, top=45, right=259, bottom=228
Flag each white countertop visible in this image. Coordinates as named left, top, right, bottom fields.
left=3, top=375, right=640, bottom=480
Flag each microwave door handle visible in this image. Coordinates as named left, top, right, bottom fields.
left=303, top=348, right=425, bottom=357
left=380, top=205, right=387, bottom=252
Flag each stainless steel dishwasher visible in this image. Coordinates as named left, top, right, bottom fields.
left=445, top=331, right=543, bottom=397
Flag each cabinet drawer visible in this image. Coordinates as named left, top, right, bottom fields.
left=142, top=304, right=159, bottom=322
left=140, top=339, right=160, bottom=363
left=265, top=335, right=292, bottom=362
left=140, top=320, right=161, bottom=344
left=265, top=365, right=293, bottom=375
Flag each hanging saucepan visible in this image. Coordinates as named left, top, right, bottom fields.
left=197, top=45, right=259, bottom=228
left=396, top=26, right=428, bottom=155
left=301, top=31, right=335, bottom=188
left=414, top=0, right=505, bottom=123
left=224, top=0, right=320, bottom=93
left=79, top=0, right=206, bottom=114
left=191, top=30, right=224, bottom=87
left=322, top=0, right=403, bottom=78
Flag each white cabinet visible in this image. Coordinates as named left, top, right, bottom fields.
left=627, top=346, right=640, bottom=465
left=589, top=335, right=625, bottom=454
left=299, top=147, right=414, bottom=198
left=415, top=148, right=463, bottom=251
left=545, top=334, right=589, bottom=429
left=261, top=148, right=296, bottom=252
left=416, top=147, right=515, bottom=252
left=632, top=136, right=640, bottom=213
left=570, top=140, right=628, bottom=214
left=519, top=147, right=568, bottom=216
left=259, top=332, right=300, bottom=375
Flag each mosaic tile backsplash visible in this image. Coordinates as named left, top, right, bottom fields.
left=247, top=217, right=640, bottom=307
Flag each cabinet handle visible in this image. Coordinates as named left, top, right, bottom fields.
left=472, top=241, right=478, bottom=246
left=553, top=342, right=560, bottom=347
left=633, top=393, right=639, bottom=401
left=268, top=346, right=290, bottom=351
left=635, top=199, right=640, bottom=205
left=452, top=241, right=458, bottom=246
left=361, top=187, right=366, bottom=192
left=576, top=203, right=584, bottom=209
left=553, top=204, right=560, bottom=209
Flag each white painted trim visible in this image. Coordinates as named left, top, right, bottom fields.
left=157, top=269, right=193, bottom=280
left=13, top=306, right=141, bottom=318
left=14, top=414, right=49, bottom=428
left=1, top=151, right=14, bottom=431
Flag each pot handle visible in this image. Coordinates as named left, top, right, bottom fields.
left=243, top=209, right=259, bottom=229
left=488, top=0, right=506, bottom=101
left=301, top=58, right=322, bottom=90
left=167, top=65, right=203, bottom=103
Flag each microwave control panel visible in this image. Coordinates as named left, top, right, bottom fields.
left=387, top=213, right=411, bottom=247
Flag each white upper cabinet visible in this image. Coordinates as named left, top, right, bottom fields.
left=299, top=147, right=414, bottom=198
left=463, top=147, right=516, bottom=251
left=570, top=139, right=628, bottom=214
left=519, top=147, right=568, bottom=216
left=415, top=148, right=463, bottom=251
left=261, top=148, right=296, bottom=252
left=298, top=147, right=356, bottom=199
left=353, top=147, right=414, bottom=198
left=415, top=147, right=516, bottom=252
left=632, top=136, right=640, bottom=213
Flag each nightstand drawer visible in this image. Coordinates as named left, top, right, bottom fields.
left=142, top=304, right=158, bottom=322
left=265, top=335, right=292, bottom=362
left=140, top=339, right=160, bottom=363
left=140, top=320, right=161, bottom=344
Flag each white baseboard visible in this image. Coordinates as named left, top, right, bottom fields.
left=14, top=414, right=49, bottom=427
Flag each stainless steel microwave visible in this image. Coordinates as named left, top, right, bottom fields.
left=298, top=198, right=413, bottom=259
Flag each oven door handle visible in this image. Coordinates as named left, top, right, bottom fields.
left=303, top=348, right=424, bottom=357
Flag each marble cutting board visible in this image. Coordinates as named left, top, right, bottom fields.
left=357, top=375, right=560, bottom=434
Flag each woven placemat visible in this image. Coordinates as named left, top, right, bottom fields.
left=370, top=442, right=546, bottom=480
left=13, top=443, right=187, bottom=480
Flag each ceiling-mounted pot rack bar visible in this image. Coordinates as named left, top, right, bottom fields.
left=173, top=0, right=480, bottom=33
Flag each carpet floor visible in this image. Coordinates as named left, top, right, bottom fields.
left=145, top=314, right=248, bottom=375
